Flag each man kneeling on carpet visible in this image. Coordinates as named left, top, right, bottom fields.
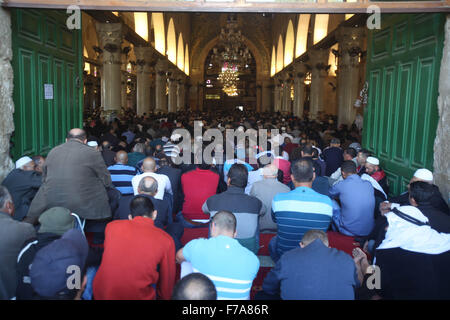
left=176, top=210, right=260, bottom=300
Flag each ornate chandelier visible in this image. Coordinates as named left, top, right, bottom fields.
left=211, top=15, right=251, bottom=97
left=217, top=63, right=240, bottom=96
left=211, top=15, right=252, bottom=69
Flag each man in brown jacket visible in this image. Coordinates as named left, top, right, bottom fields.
left=25, top=129, right=113, bottom=224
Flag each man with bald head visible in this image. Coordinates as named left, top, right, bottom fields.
left=250, top=163, right=290, bottom=231
left=25, top=128, right=113, bottom=224
left=131, top=157, right=172, bottom=200
left=108, top=150, right=138, bottom=196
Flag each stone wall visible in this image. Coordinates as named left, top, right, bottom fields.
left=0, top=7, right=14, bottom=182
left=433, top=14, right=450, bottom=204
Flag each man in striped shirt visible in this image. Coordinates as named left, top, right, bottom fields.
left=176, top=211, right=260, bottom=300
left=107, top=151, right=137, bottom=196
left=270, top=157, right=333, bottom=263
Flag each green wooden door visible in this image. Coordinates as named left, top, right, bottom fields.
left=11, top=9, right=83, bottom=161
left=363, top=13, right=445, bottom=196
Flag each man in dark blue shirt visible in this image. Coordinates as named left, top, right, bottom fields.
left=322, top=138, right=343, bottom=177
left=256, top=230, right=359, bottom=300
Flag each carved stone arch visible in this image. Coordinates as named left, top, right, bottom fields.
left=190, top=35, right=270, bottom=84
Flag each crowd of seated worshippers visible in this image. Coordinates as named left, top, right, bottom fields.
left=0, top=109, right=449, bottom=300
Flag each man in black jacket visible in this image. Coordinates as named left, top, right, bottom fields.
left=1, top=156, right=42, bottom=221
left=0, top=186, right=36, bottom=300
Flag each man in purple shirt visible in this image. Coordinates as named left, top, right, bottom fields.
left=329, top=161, right=375, bottom=237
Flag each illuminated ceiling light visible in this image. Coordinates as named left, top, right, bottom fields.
left=284, top=20, right=294, bottom=66
left=185, top=44, right=190, bottom=76
left=295, top=14, right=310, bottom=58
left=112, top=12, right=119, bottom=16
left=276, top=35, right=284, bottom=73
left=134, top=13, right=148, bottom=42
left=329, top=43, right=338, bottom=77
left=167, top=18, right=177, bottom=64
left=271, top=46, right=276, bottom=77
left=152, top=13, right=165, bottom=55
left=314, top=14, right=329, bottom=45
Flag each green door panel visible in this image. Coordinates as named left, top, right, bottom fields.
left=11, top=9, right=83, bottom=161
left=363, top=13, right=445, bottom=196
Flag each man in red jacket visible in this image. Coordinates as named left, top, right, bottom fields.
left=93, top=196, right=176, bottom=300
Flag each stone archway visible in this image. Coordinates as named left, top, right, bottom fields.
left=190, top=34, right=270, bottom=110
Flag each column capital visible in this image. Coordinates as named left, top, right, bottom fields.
left=335, top=26, right=366, bottom=52
left=156, top=59, right=169, bottom=73
left=134, top=46, right=154, bottom=73
left=95, top=23, right=124, bottom=65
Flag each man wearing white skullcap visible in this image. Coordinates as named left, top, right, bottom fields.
left=380, top=168, right=449, bottom=216
left=1, top=155, right=42, bottom=221
left=364, top=157, right=389, bottom=195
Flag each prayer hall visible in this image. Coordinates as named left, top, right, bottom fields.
left=0, top=0, right=449, bottom=303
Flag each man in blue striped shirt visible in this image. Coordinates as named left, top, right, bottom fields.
left=176, top=211, right=260, bottom=300
left=270, top=158, right=333, bottom=262
left=107, top=151, right=137, bottom=196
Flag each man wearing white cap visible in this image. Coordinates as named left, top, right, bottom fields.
left=380, top=168, right=449, bottom=215
left=1, top=156, right=42, bottom=221
left=364, top=156, right=389, bottom=195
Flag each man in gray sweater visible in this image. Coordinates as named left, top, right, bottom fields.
left=250, top=164, right=290, bottom=232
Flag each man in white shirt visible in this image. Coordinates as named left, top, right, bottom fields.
left=132, top=157, right=172, bottom=200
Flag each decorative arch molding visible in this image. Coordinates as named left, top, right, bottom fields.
left=190, top=34, right=270, bottom=84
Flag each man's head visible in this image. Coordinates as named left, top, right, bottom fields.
left=227, top=163, right=248, bottom=188
left=0, top=186, right=14, bottom=217
left=409, top=181, right=436, bottom=207
left=138, top=176, right=158, bottom=197
left=133, top=143, right=145, bottom=154
left=330, top=138, right=340, bottom=147
left=341, top=160, right=357, bottom=179
left=102, top=141, right=112, bottom=151
left=409, top=168, right=434, bottom=187
left=114, top=150, right=128, bottom=165
left=301, top=144, right=314, bottom=157
left=356, top=149, right=370, bottom=167
left=262, top=163, right=278, bottom=179
left=365, top=156, right=380, bottom=175
left=32, top=155, right=45, bottom=173
left=15, top=156, right=35, bottom=171
left=172, top=273, right=217, bottom=300
left=129, top=195, right=157, bottom=220
left=290, top=157, right=315, bottom=187
left=343, top=148, right=357, bottom=161
left=141, top=157, right=157, bottom=173
left=300, top=230, right=329, bottom=248
left=66, top=128, right=87, bottom=144
left=210, top=210, right=237, bottom=238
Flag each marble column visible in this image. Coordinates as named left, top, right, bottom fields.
left=167, top=71, right=178, bottom=113
left=176, top=76, right=186, bottom=111
left=274, top=80, right=282, bottom=113
left=282, top=74, right=292, bottom=114
left=134, top=46, right=153, bottom=116
left=293, top=63, right=307, bottom=118
left=336, top=26, right=366, bottom=126
left=155, top=59, right=168, bottom=113
left=261, top=80, right=271, bottom=112
left=256, top=82, right=262, bottom=113
left=308, top=48, right=329, bottom=120
left=95, top=22, right=124, bottom=117
left=121, top=70, right=128, bottom=110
